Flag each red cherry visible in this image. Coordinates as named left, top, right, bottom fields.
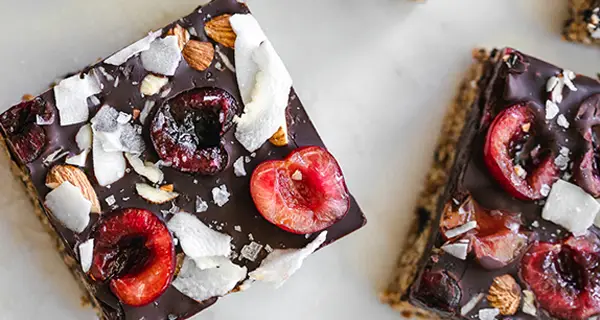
left=250, top=146, right=350, bottom=234
left=573, top=94, right=600, bottom=197
left=483, top=104, right=559, bottom=200
left=521, top=234, right=600, bottom=320
left=90, top=208, right=175, bottom=306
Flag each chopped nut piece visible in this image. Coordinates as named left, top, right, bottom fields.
left=167, top=24, right=190, bottom=51
left=160, top=184, right=174, bottom=192
left=487, top=274, right=521, bottom=315
left=45, top=164, right=101, bottom=213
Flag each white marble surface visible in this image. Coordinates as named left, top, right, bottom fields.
left=0, top=0, right=597, bottom=319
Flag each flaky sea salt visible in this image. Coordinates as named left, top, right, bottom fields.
left=195, top=195, right=208, bottom=213
left=212, top=185, right=230, bottom=207
left=240, top=242, right=263, bottom=262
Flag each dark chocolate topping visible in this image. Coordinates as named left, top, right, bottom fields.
left=410, top=48, right=600, bottom=319
left=0, top=0, right=366, bottom=319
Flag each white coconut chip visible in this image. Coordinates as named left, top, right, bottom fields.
left=75, top=124, right=93, bottom=150
left=124, top=153, right=164, bottom=184
left=441, top=239, right=469, bottom=260
left=42, top=148, right=69, bottom=166
left=167, top=211, right=232, bottom=266
left=478, top=308, right=500, bottom=320
left=116, top=112, right=132, bottom=124
left=44, top=181, right=91, bottom=233
left=78, top=238, right=94, bottom=273
left=545, top=100, right=559, bottom=120
left=65, top=149, right=90, bottom=167
left=172, top=256, right=247, bottom=302
left=562, top=70, right=577, bottom=91
left=104, top=30, right=162, bottom=66
left=140, top=36, right=182, bottom=76
left=233, top=156, right=246, bottom=177
left=139, top=100, right=156, bottom=125
left=522, top=290, right=537, bottom=316
left=249, top=231, right=327, bottom=288
left=460, top=292, right=485, bottom=316
left=230, top=14, right=292, bottom=152
left=140, top=74, right=169, bottom=96
left=54, top=73, right=102, bottom=126
left=93, top=133, right=126, bottom=187
left=542, top=180, right=600, bottom=236
left=36, top=113, right=55, bottom=126
left=444, top=221, right=477, bottom=238
left=557, top=114, right=570, bottom=129
left=136, top=183, right=179, bottom=204
left=212, top=185, right=230, bottom=207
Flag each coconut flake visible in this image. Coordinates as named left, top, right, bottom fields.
left=542, top=180, right=600, bottom=236
left=124, top=153, right=163, bottom=184
left=93, top=133, right=126, bottom=186
left=195, top=196, right=209, bottom=213
left=212, top=185, right=230, bottom=207
left=116, top=112, right=132, bottom=124
left=563, top=70, right=578, bottom=91
left=141, top=36, right=182, bottom=76
left=140, top=100, right=156, bottom=124
left=545, top=100, right=559, bottom=119
left=65, top=149, right=90, bottom=167
left=249, top=231, right=326, bottom=287
left=460, top=292, right=485, bottom=316
left=215, top=45, right=236, bottom=72
left=233, top=156, right=246, bottom=177
left=240, top=241, right=263, bottom=262
left=140, top=74, right=169, bottom=96
left=42, top=148, right=69, bottom=166
left=444, top=221, right=477, bottom=238
left=54, top=73, right=102, bottom=126
left=172, top=256, right=247, bottom=302
left=557, top=114, right=570, bottom=128
left=75, top=124, right=93, bottom=150
left=522, top=290, right=537, bottom=316
left=104, top=30, right=162, bottom=66
left=478, top=308, right=500, bottom=320
left=546, top=76, right=559, bottom=92
left=167, top=211, right=232, bottom=264
left=230, top=14, right=292, bottom=152
left=136, top=183, right=179, bottom=204
left=78, top=238, right=94, bottom=273
left=44, top=181, right=91, bottom=233
left=36, top=113, right=55, bottom=126
left=441, top=240, right=469, bottom=260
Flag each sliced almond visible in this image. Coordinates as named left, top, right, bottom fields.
left=160, top=184, right=174, bottom=192
left=487, top=274, right=521, bottom=316
left=132, top=109, right=141, bottom=120
left=167, top=24, right=191, bottom=51
left=46, top=165, right=101, bottom=214
left=183, top=40, right=215, bottom=71
left=268, top=123, right=289, bottom=147
left=204, top=14, right=236, bottom=48
left=140, top=74, right=168, bottom=96
left=136, top=183, right=179, bottom=204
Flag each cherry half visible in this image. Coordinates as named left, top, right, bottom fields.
left=411, top=269, right=462, bottom=314
left=90, top=208, right=175, bottom=306
left=250, top=146, right=350, bottom=234
left=483, top=104, right=559, bottom=200
left=573, top=94, right=600, bottom=197
left=0, top=98, right=53, bottom=163
left=521, top=234, right=600, bottom=320
left=150, top=87, right=239, bottom=174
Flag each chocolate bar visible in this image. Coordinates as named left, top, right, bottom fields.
left=382, top=48, right=600, bottom=320
left=0, top=1, right=366, bottom=319
left=564, top=0, right=600, bottom=46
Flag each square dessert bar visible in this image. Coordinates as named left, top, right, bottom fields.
left=564, top=0, right=600, bottom=46
left=0, top=0, right=366, bottom=319
left=382, top=48, right=600, bottom=320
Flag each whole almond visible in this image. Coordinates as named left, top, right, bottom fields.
left=204, top=14, right=236, bottom=48
left=167, top=24, right=190, bottom=51
left=487, top=274, right=521, bottom=315
left=46, top=165, right=101, bottom=213
left=269, top=124, right=289, bottom=147
left=183, top=40, right=215, bottom=71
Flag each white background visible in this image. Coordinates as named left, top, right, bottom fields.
left=0, top=0, right=597, bottom=319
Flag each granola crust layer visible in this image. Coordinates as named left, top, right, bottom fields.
left=0, top=132, right=105, bottom=319
left=379, top=49, right=490, bottom=319
left=563, top=0, right=600, bottom=46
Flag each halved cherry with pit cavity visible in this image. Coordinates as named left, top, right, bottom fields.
left=521, top=234, right=600, bottom=320
left=250, top=146, right=350, bottom=234
left=90, top=208, right=175, bottom=306
left=150, top=87, right=239, bottom=174
left=484, top=104, right=559, bottom=200
left=573, top=94, right=600, bottom=197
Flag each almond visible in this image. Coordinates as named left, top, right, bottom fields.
left=204, top=14, right=236, bottom=48
left=269, top=123, right=289, bottom=147
left=160, top=184, right=174, bottom=192
left=183, top=40, right=215, bottom=71
left=22, top=93, right=35, bottom=101
left=167, top=24, right=190, bottom=51
left=487, top=274, right=521, bottom=315
left=132, top=108, right=141, bottom=120
left=46, top=165, right=101, bottom=213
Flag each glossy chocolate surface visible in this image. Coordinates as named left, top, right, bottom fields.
left=0, top=0, right=366, bottom=319
left=409, top=48, right=600, bottom=319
